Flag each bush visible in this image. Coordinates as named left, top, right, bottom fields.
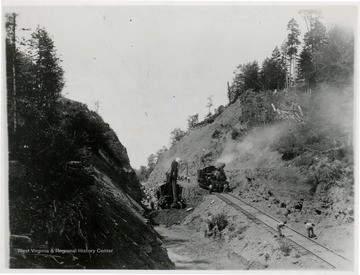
left=272, top=120, right=335, bottom=160
left=272, top=89, right=352, bottom=162
left=212, top=130, right=221, bottom=139
left=293, top=153, right=315, bottom=167
left=207, top=117, right=215, bottom=124
left=170, top=128, right=186, bottom=147
left=304, top=131, right=321, bottom=144
left=231, top=129, right=241, bottom=140
left=212, top=213, right=229, bottom=231
left=217, top=105, right=225, bottom=114
left=272, top=126, right=302, bottom=160
left=278, top=239, right=291, bottom=256
left=305, top=159, right=347, bottom=194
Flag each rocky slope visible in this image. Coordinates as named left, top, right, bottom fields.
left=147, top=90, right=354, bottom=262
left=9, top=98, right=174, bottom=269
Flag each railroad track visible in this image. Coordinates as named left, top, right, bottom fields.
left=216, top=193, right=353, bottom=270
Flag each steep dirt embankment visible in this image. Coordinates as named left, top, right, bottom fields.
left=148, top=96, right=354, bottom=262
left=9, top=99, right=174, bottom=269
left=148, top=98, right=286, bottom=188
left=149, top=99, right=246, bottom=183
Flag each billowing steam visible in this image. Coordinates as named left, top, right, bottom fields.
left=216, top=123, right=287, bottom=168
left=215, top=86, right=353, bottom=169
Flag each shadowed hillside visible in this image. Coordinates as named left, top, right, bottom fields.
left=9, top=99, right=174, bottom=269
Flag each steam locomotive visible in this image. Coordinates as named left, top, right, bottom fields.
left=197, top=164, right=229, bottom=193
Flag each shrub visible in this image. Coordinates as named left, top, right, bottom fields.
left=212, top=130, right=221, bottom=139
left=272, top=127, right=302, bottom=160
left=272, top=119, right=338, bottom=160
left=272, top=90, right=352, bottom=161
left=212, top=213, right=229, bottom=231
left=231, top=129, right=241, bottom=140
left=305, top=130, right=321, bottom=144
left=217, top=105, right=225, bottom=114
left=207, top=117, right=215, bottom=124
left=170, top=128, right=186, bottom=147
left=305, top=159, right=347, bottom=194
left=293, top=153, right=314, bottom=167
left=236, top=89, right=283, bottom=126
left=278, top=239, right=291, bottom=256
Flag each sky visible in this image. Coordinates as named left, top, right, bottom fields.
left=2, top=2, right=358, bottom=169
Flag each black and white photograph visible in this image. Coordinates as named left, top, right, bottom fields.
left=1, top=0, right=358, bottom=272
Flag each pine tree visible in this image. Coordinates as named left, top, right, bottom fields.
left=5, top=17, right=65, bottom=160
left=28, top=27, right=64, bottom=121
left=286, top=19, right=301, bottom=56
left=285, top=18, right=301, bottom=87
left=260, top=47, right=287, bottom=90
left=303, top=19, right=327, bottom=54
left=231, top=61, right=261, bottom=98
left=298, top=11, right=327, bottom=88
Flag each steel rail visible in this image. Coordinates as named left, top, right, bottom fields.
left=226, top=193, right=352, bottom=262
left=216, top=193, right=353, bottom=270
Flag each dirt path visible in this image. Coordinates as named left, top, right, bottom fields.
left=155, top=225, right=247, bottom=270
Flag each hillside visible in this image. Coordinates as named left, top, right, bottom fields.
left=147, top=88, right=354, bottom=262
left=9, top=98, right=174, bottom=269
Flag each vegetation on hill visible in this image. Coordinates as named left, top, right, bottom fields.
left=142, top=13, right=354, bottom=184
left=147, top=11, right=354, bottom=258
left=6, top=13, right=173, bottom=269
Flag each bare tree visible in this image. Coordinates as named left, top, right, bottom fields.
left=206, top=96, right=213, bottom=116
left=94, top=100, right=101, bottom=113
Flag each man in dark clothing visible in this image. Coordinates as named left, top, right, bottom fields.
left=170, top=158, right=179, bottom=204
left=215, top=163, right=228, bottom=192
left=204, top=213, right=215, bottom=237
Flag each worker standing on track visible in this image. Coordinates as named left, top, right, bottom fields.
left=305, top=221, right=316, bottom=238
left=204, top=213, right=215, bottom=237
left=277, top=221, right=287, bottom=237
